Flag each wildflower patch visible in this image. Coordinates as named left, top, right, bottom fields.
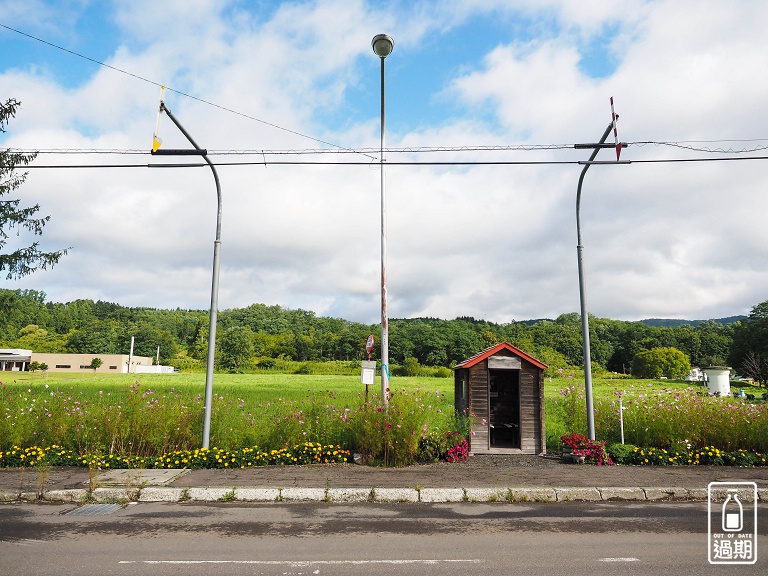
left=0, top=443, right=351, bottom=470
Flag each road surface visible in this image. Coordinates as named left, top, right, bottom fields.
left=1, top=501, right=765, bottom=575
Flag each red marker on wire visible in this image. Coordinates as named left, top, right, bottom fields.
left=610, top=96, right=622, bottom=161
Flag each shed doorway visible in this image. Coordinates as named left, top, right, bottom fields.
left=489, top=369, right=520, bottom=448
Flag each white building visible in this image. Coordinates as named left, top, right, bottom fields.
left=0, top=348, right=32, bottom=371
left=0, top=349, right=157, bottom=373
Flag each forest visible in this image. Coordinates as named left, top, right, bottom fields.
left=4, top=288, right=766, bottom=383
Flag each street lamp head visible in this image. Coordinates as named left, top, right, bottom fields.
left=371, top=34, right=394, bottom=58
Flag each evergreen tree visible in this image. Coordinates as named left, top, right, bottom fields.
left=1, top=99, right=67, bottom=279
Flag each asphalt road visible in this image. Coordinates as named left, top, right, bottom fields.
left=1, top=501, right=766, bottom=575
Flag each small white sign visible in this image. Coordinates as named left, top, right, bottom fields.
left=361, top=360, right=376, bottom=385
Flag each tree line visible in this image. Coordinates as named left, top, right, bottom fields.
left=1, top=98, right=767, bottom=383
left=4, top=288, right=766, bottom=383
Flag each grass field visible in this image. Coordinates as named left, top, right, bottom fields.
left=11, top=370, right=753, bottom=398
left=0, top=372, right=459, bottom=465
left=2, top=372, right=767, bottom=459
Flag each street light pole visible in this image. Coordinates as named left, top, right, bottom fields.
left=575, top=120, right=615, bottom=442
left=152, top=101, right=222, bottom=449
left=372, top=34, right=394, bottom=406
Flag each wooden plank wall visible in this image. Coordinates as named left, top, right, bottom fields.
left=454, top=369, right=469, bottom=414
left=520, top=365, right=540, bottom=453
left=538, top=371, right=546, bottom=454
left=468, top=362, right=489, bottom=451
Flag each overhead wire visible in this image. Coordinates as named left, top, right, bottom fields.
left=11, top=140, right=768, bottom=157
left=0, top=22, right=372, bottom=158
left=17, top=154, right=768, bottom=169
left=4, top=24, right=768, bottom=163
left=632, top=140, right=768, bottom=154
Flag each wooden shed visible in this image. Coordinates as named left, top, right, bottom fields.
left=453, top=342, right=547, bottom=455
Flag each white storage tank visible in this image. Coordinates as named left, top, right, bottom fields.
left=703, top=366, right=731, bottom=397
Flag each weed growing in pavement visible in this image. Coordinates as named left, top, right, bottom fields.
left=35, top=461, right=50, bottom=500
left=220, top=489, right=236, bottom=502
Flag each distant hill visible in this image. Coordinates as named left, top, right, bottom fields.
left=517, top=318, right=552, bottom=326
left=511, top=316, right=746, bottom=327
left=639, top=316, right=745, bottom=328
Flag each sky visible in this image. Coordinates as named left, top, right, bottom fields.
left=1, top=0, right=767, bottom=325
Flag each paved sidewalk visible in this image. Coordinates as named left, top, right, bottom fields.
left=2, top=455, right=767, bottom=504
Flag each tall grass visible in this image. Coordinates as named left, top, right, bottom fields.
left=0, top=375, right=462, bottom=466
left=5, top=373, right=766, bottom=463
left=547, top=382, right=768, bottom=452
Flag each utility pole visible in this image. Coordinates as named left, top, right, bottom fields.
left=151, top=97, right=222, bottom=449
left=574, top=106, right=630, bottom=441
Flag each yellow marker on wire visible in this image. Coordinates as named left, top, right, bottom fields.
left=152, top=85, right=166, bottom=152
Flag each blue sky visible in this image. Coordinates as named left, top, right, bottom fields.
left=2, top=1, right=768, bottom=324
left=2, top=2, right=622, bottom=139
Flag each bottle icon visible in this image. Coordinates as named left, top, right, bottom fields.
left=722, top=490, right=743, bottom=532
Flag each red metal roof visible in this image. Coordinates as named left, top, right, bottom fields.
left=453, top=341, right=548, bottom=370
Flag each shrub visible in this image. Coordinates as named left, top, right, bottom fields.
left=606, top=442, right=638, bottom=465
left=402, top=357, right=421, bottom=377
left=416, top=430, right=470, bottom=463
left=631, top=347, right=690, bottom=379
left=294, top=363, right=313, bottom=375
left=431, top=366, right=452, bottom=378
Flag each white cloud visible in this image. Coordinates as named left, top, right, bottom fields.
left=3, top=0, right=767, bottom=324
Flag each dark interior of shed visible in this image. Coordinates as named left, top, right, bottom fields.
left=489, top=369, right=520, bottom=448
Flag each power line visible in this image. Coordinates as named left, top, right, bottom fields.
left=0, top=22, right=366, bottom=156
left=14, top=144, right=575, bottom=156
left=633, top=140, right=768, bottom=154
left=12, top=139, right=768, bottom=157
left=18, top=154, right=768, bottom=169
left=6, top=24, right=768, bottom=160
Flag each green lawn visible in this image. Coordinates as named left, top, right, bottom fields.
left=8, top=372, right=452, bottom=396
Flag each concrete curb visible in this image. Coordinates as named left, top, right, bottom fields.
left=139, top=487, right=187, bottom=502
left=419, top=488, right=465, bottom=503
left=234, top=488, right=281, bottom=502
left=555, top=487, right=601, bottom=502
left=372, top=488, right=419, bottom=502
left=642, top=487, right=689, bottom=500
left=279, top=488, right=328, bottom=502
left=507, top=488, right=557, bottom=502
left=598, top=487, right=646, bottom=501
left=326, top=488, right=372, bottom=502
left=7, top=485, right=755, bottom=504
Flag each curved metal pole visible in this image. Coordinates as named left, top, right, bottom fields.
left=576, top=121, right=614, bottom=441
left=160, top=103, right=222, bottom=449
